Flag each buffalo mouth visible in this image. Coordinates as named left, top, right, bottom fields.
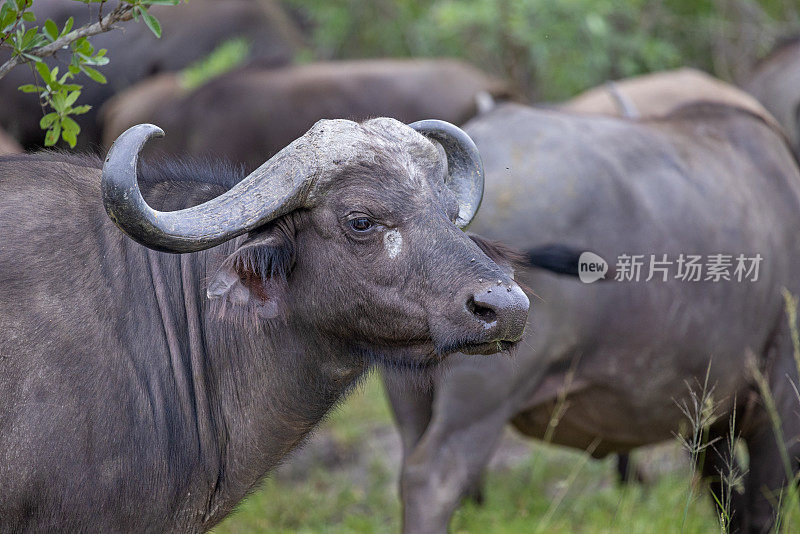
left=434, top=335, right=520, bottom=357
left=457, top=339, right=517, bottom=355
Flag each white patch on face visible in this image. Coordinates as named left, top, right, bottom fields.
left=384, top=229, right=403, bottom=259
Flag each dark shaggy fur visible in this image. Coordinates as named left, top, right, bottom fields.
left=0, top=150, right=101, bottom=168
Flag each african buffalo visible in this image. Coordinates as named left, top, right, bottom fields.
left=99, top=59, right=512, bottom=168
left=0, top=126, right=21, bottom=155
left=559, top=68, right=781, bottom=485
left=0, top=0, right=304, bottom=150
left=384, top=102, right=800, bottom=534
left=0, top=118, right=529, bottom=531
left=563, top=67, right=775, bottom=125
left=744, top=37, right=800, bottom=158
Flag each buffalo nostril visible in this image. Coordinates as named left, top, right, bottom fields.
left=467, top=296, right=497, bottom=324
left=469, top=284, right=530, bottom=341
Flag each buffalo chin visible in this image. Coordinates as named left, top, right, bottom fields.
left=368, top=347, right=442, bottom=373
left=361, top=336, right=519, bottom=374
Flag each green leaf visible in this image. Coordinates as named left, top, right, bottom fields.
left=17, top=83, right=42, bottom=93
left=50, top=92, right=65, bottom=111
left=19, top=26, right=39, bottom=48
left=1, top=11, right=15, bottom=31
left=82, top=66, right=106, bottom=83
left=64, top=90, right=81, bottom=107
left=44, top=122, right=61, bottom=147
left=140, top=9, right=161, bottom=38
left=73, top=37, right=92, bottom=54
left=62, top=16, right=73, bottom=35
left=62, top=128, right=77, bottom=148
left=39, top=112, right=58, bottom=128
left=35, top=61, right=51, bottom=83
left=62, top=116, right=79, bottom=135
left=87, top=49, right=110, bottom=66
left=70, top=104, right=91, bottom=115
left=180, top=37, right=250, bottom=90
left=20, top=10, right=33, bottom=21
left=43, top=18, right=58, bottom=41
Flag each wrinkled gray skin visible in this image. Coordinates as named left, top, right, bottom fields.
left=744, top=37, right=800, bottom=159
left=99, top=59, right=512, bottom=169
left=385, top=103, right=800, bottom=534
left=0, top=118, right=528, bottom=532
left=0, top=0, right=303, bottom=151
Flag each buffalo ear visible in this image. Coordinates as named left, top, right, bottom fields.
left=207, top=224, right=295, bottom=319
left=468, top=234, right=525, bottom=277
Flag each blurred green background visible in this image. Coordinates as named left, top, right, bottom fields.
left=211, top=373, right=800, bottom=533
left=287, top=0, right=799, bottom=101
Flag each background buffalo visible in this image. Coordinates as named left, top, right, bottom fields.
left=99, top=58, right=511, bottom=168
left=0, top=126, right=21, bottom=155
left=388, top=94, right=800, bottom=534
left=561, top=67, right=776, bottom=124
left=745, top=37, right=800, bottom=158
left=0, top=0, right=305, bottom=150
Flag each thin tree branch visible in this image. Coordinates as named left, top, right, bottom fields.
left=0, top=2, right=134, bottom=80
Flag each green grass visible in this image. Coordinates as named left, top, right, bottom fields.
left=211, top=370, right=800, bottom=533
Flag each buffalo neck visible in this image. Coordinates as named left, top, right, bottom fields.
left=125, top=177, right=368, bottom=526
left=137, top=242, right=366, bottom=527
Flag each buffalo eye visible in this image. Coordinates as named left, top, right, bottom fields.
left=348, top=216, right=373, bottom=233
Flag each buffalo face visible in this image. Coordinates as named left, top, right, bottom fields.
left=102, top=118, right=529, bottom=366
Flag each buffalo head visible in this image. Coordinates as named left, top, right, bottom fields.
left=102, top=118, right=529, bottom=364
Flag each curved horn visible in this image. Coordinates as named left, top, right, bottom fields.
left=102, top=123, right=315, bottom=253
left=409, top=119, right=484, bottom=228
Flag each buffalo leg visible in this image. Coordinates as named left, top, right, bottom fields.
left=396, top=356, right=522, bottom=534
left=383, top=369, right=488, bottom=512
left=382, top=370, right=435, bottom=458
left=740, top=412, right=800, bottom=534
left=616, top=453, right=646, bottom=485
left=461, top=474, right=487, bottom=506
left=738, top=329, right=800, bottom=534
left=400, top=409, right=508, bottom=534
